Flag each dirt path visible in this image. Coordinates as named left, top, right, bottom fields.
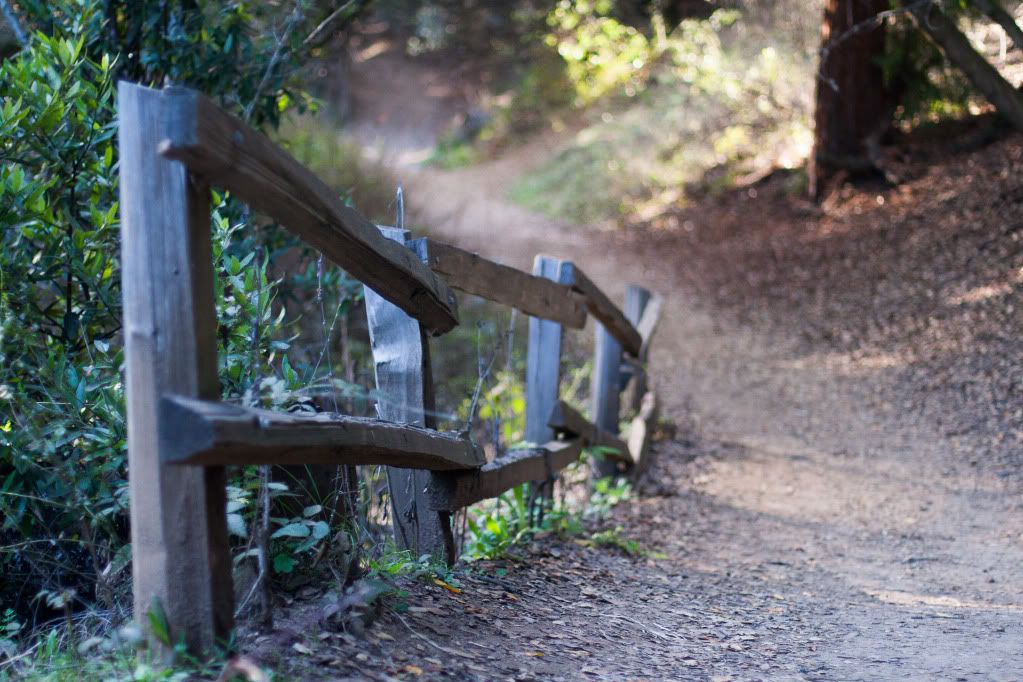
left=262, top=49, right=1023, bottom=680
left=395, top=163, right=1023, bottom=681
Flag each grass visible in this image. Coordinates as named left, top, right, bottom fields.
left=578, top=527, right=644, bottom=556
left=462, top=465, right=641, bottom=562
left=0, top=625, right=242, bottom=682
left=426, top=133, right=479, bottom=170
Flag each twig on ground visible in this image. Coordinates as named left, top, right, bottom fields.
left=597, top=612, right=683, bottom=642
left=390, top=610, right=477, bottom=659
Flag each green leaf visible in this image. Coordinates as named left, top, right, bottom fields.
left=485, top=517, right=503, bottom=536
left=271, top=522, right=310, bottom=539
left=108, top=543, right=132, bottom=576
left=273, top=554, right=296, bottom=574
left=227, top=512, right=247, bottom=538
left=146, top=597, right=171, bottom=646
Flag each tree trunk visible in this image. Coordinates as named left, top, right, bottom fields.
left=909, top=2, right=1023, bottom=131
left=971, top=0, right=1023, bottom=54
left=809, top=0, right=895, bottom=199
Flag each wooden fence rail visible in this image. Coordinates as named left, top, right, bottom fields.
left=117, top=81, right=663, bottom=656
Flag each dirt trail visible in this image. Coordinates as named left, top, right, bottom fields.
left=283, top=49, right=1023, bottom=681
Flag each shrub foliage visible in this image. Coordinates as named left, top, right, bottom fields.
left=0, top=0, right=342, bottom=629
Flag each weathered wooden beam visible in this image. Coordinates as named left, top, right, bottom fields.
left=622, top=287, right=657, bottom=415
left=159, top=396, right=486, bottom=470
left=428, top=439, right=584, bottom=511
left=636, top=293, right=664, bottom=358
left=118, top=81, right=232, bottom=656
left=590, top=285, right=626, bottom=478
left=421, top=239, right=587, bottom=329
left=154, top=86, right=458, bottom=334
left=365, top=228, right=452, bottom=561
left=547, top=400, right=630, bottom=462
left=626, top=391, right=658, bottom=478
left=568, top=267, right=642, bottom=357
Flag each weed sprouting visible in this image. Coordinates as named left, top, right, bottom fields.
left=462, top=465, right=641, bottom=562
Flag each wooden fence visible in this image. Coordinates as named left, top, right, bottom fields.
left=117, top=82, right=663, bottom=655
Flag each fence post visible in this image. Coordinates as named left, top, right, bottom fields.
left=620, top=285, right=652, bottom=414
left=592, top=284, right=650, bottom=477
left=118, top=82, right=233, bottom=656
left=525, top=256, right=575, bottom=445
left=365, top=229, right=451, bottom=562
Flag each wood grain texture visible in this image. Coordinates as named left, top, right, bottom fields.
left=636, top=293, right=664, bottom=358
left=156, top=87, right=458, bottom=334
left=547, top=400, right=630, bottom=462
left=591, top=307, right=623, bottom=478
left=421, top=239, right=587, bottom=329
left=621, top=286, right=654, bottom=415
left=428, top=439, right=584, bottom=511
left=626, top=391, right=658, bottom=478
left=365, top=228, right=451, bottom=560
left=118, top=82, right=232, bottom=655
left=569, top=267, right=642, bottom=357
left=525, top=257, right=575, bottom=445
left=159, top=396, right=486, bottom=469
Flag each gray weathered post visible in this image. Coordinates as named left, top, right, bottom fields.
left=118, top=82, right=233, bottom=656
left=365, top=229, right=451, bottom=562
left=592, top=284, right=650, bottom=478
left=620, top=285, right=652, bottom=414
left=525, top=256, right=575, bottom=445
left=590, top=321, right=622, bottom=478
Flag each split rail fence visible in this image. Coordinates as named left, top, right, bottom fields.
left=117, top=82, right=663, bottom=655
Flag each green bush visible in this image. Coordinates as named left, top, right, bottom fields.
left=545, top=0, right=654, bottom=105
left=1, top=24, right=130, bottom=621
left=509, top=7, right=815, bottom=224
left=0, top=0, right=339, bottom=633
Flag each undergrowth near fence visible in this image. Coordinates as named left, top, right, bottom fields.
left=0, top=0, right=387, bottom=663
left=461, top=461, right=635, bottom=562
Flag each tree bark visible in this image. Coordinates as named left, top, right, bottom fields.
left=809, top=0, right=895, bottom=199
left=909, top=2, right=1023, bottom=132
